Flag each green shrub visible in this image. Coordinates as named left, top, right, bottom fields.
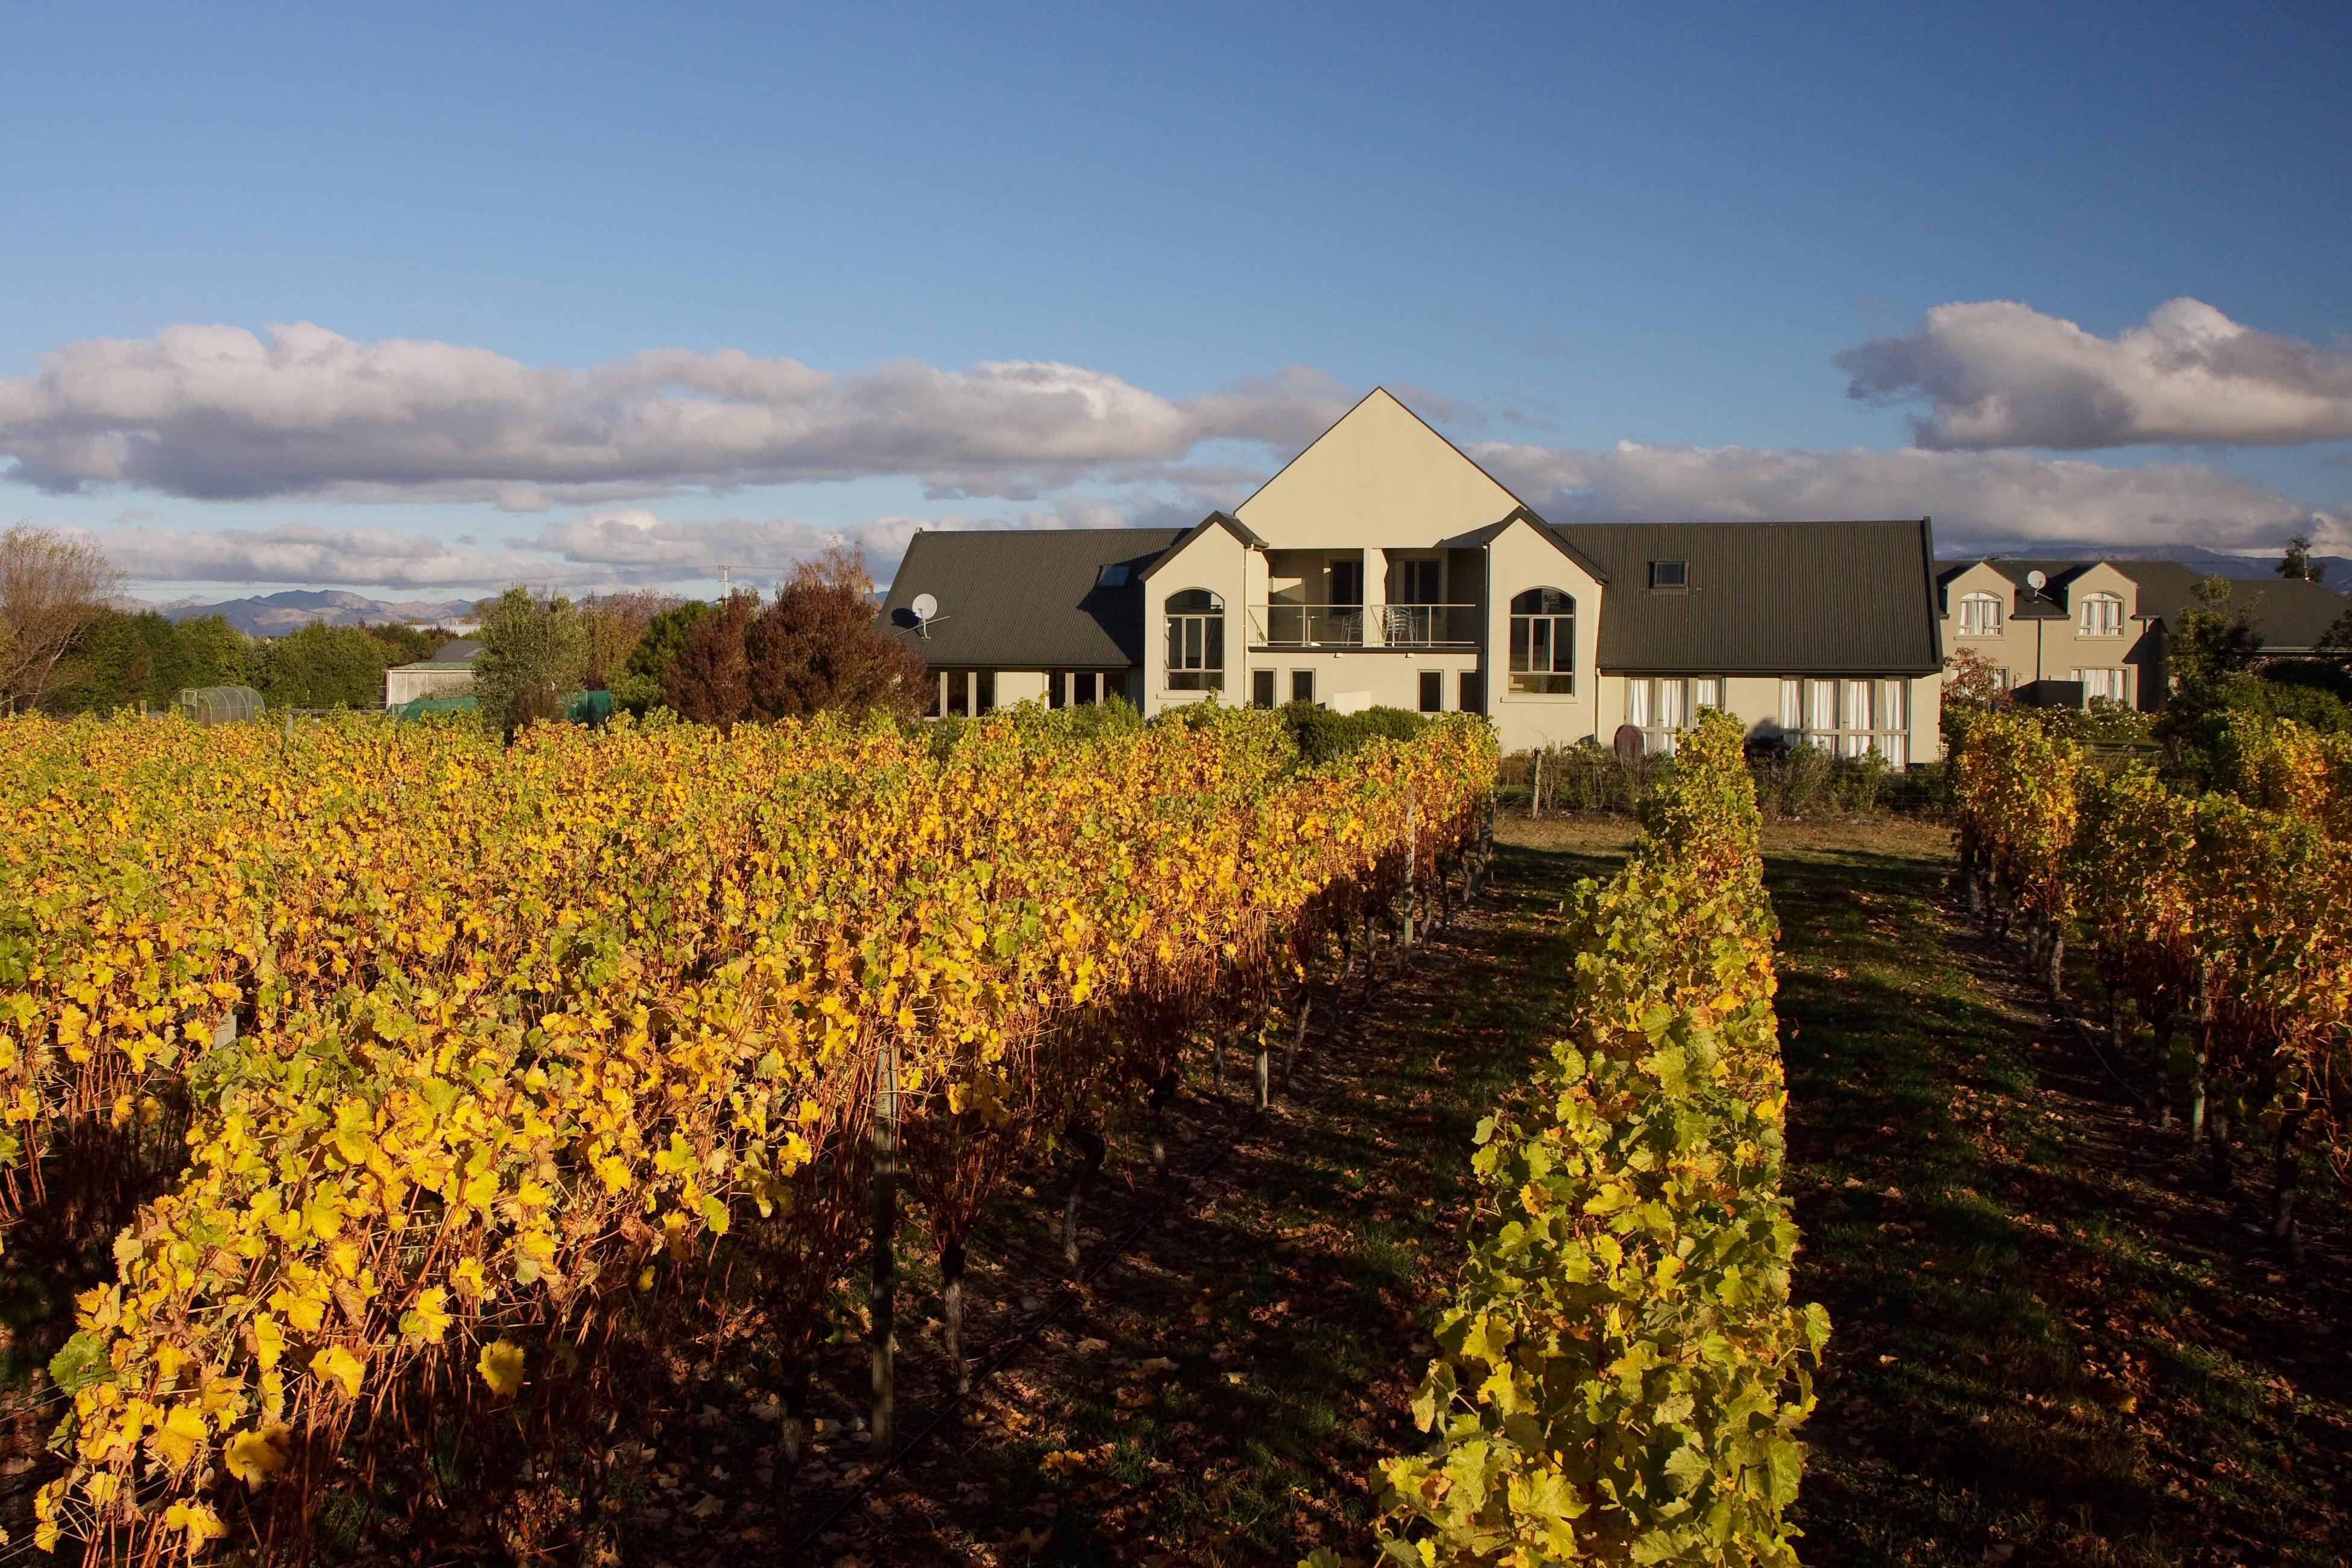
left=1277, top=700, right=1427, bottom=763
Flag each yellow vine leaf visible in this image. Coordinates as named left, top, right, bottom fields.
left=224, top=1424, right=291, bottom=1489
left=311, top=1344, right=365, bottom=1400
left=478, top=1338, right=526, bottom=1396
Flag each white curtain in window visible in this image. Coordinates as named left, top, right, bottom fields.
left=1779, top=678, right=1801, bottom=731
left=1842, top=678, right=1872, bottom=733
left=1657, top=678, right=1686, bottom=730
left=1690, top=677, right=1721, bottom=712
left=1807, top=679, right=1835, bottom=735
left=1876, top=680, right=1906, bottom=732
left=1626, top=678, right=1650, bottom=729
left=1882, top=732, right=1908, bottom=767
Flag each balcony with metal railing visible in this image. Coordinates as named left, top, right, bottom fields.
left=1247, top=602, right=1479, bottom=648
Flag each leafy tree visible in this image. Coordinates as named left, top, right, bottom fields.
left=57, top=611, right=251, bottom=713
left=613, top=599, right=715, bottom=715
left=250, top=622, right=391, bottom=709
left=741, top=546, right=928, bottom=724
left=1, top=525, right=120, bottom=713
left=661, top=593, right=757, bottom=727
left=2277, top=534, right=2326, bottom=584
left=472, top=588, right=589, bottom=737
left=2168, top=577, right=2263, bottom=693
left=362, top=622, right=462, bottom=666
left=1939, top=645, right=2011, bottom=757
left=580, top=590, right=673, bottom=691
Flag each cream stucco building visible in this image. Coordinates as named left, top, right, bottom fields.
left=880, top=390, right=1947, bottom=761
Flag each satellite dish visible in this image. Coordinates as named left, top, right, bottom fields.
left=2025, top=570, right=2047, bottom=591
left=911, top=592, right=938, bottom=621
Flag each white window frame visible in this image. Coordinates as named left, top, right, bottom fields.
left=1508, top=587, right=1576, bottom=695
left=2078, top=592, right=2124, bottom=637
left=1782, top=675, right=1908, bottom=767
left=1165, top=589, right=1225, bottom=692
left=1958, top=592, right=2005, bottom=637
left=1626, top=675, right=1725, bottom=754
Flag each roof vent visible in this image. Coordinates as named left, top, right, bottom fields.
left=1096, top=563, right=1130, bottom=587
left=1649, top=560, right=1687, bottom=589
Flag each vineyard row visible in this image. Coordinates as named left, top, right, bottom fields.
left=1, top=707, right=1494, bottom=1562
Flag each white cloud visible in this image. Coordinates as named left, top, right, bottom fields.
left=1838, top=297, right=2352, bottom=450
left=78, top=496, right=1168, bottom=593
left=0, top=323, right=1355, bottom=501
left=1470, top=438, right=2351, bottom=554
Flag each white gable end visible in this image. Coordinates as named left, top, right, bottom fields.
left=1234, top=388, right=1522, bottom=550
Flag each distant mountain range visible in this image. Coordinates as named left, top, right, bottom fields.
left=145, top=590, right=479, bottom=637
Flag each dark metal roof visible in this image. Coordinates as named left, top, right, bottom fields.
left=1937, top=558, right=2350, bottom=651
left=1560, top=519, right=1943, bottom=675
left=877, top=528, right=1186, bottom=668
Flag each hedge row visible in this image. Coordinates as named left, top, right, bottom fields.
left=1350, top=709, right=1827, bottom=1567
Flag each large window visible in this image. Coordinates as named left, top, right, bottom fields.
left=1958, top=592, right=2005, bottom=636
left=1508, top=587, right=1575, bottom=694
left=1779, top=677, right=1909, bottom=766
left=1165, top=589, right=1225, bottom=691
left=1626, top=676, right=1724, bottom=753
left=2078, top=592, right=2123, bottom=637
left=2073, top=667, right=2129, bottom=703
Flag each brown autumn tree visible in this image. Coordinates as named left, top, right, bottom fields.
left=580, top=589, right=675, bottom=689
left=1, top=525, right=122, bottom=713
left=662, top=592, right=758, bottom=727
left=742, top=545, right=928, bottom=724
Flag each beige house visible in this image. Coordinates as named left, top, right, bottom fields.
left=880, top=390, right=1947, bottom=760
left=1935, top=559, right=2349, bottom=709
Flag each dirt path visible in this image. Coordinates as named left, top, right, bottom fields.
left=606, top=834, right=1614, bottom=1567
left=1765, top=822, right=2352, bottom=1567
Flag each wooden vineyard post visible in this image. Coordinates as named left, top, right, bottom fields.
left=1530, top=751, right=1542, bottom=818
left=869, top=1044, right=899, bottom=1453
left=1255, top=1036, right=1271, bottom=1110
left=1283, top=993, right=1310, bottom=1089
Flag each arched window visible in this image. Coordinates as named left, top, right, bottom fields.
left=1958, top=592, right=2004, bottom=636
left=1508, top=588, right=1574, bottom=694
left=1165, top=589, right=1225, bottom=691
left=2078, top=591, right=2123, bottom=637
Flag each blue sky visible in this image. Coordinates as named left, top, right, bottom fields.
left=5, top=1, right=2349, bottom=601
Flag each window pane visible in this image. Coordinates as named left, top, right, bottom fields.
left=1458, top=672, right=1482, bottom=714
left=1418, top=670, right=1442, bottom=712
left=1168, top=619, right=1184, bottom=669
left=1529, top=618, right=1551, bottom=672
left=1204, top=616, right=1223, bottom=669
left=1509, top=618, right=1530, bottom=671
left=1878, top=680, right=1905, bottom=730
left=1779, top=678, right=1800, bottom=730
left=1658, top=678, right=1684, bottom=729
left=1691, top=677, right=1720, bottom=710
left=1843, top=679, right=1871, bottom=732
left=1883, top=732, right=1907, bottom=768
left=1554, top=615, right=1574, bottom=672
left=1626, top=679, right=1650, bottom=729
left=1184, top=618, right=1203, bottom=667
left=1807, top=679, right=1835, bottom=733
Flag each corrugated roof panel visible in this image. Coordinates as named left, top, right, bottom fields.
left=1562, top=520, right=1942, bottom=674
left=877, top=528, right=1186, bottom=667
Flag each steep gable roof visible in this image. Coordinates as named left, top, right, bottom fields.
left=1446, top=506, right=1613, bottom=584
left=877, top=528, right=1186, bottom=667
left=1137, top=511, right=1265, bottom=579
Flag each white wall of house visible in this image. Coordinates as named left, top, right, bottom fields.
left=1486, top=517, right=1605, bottom=754
left=1235, top=390, right=1523, bottom=551
left=1143, top=523, right=1252, bottom=707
